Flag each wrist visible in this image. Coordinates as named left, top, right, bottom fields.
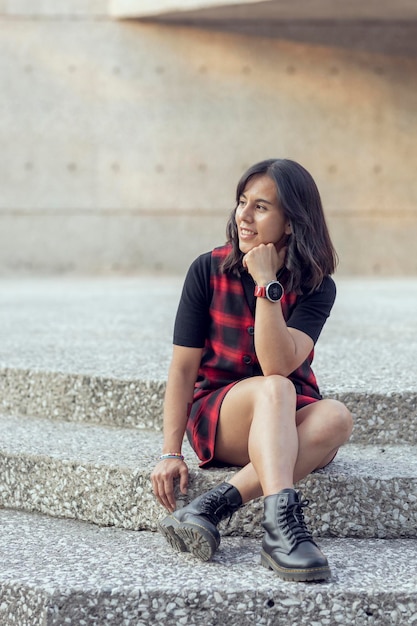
left=162, top=436, right=184, bottom=455
left=254, top=276, right=276, bottom=286
left=160, top=452, right=184, bottom=461
left=254, top=280, right=284, bottom=302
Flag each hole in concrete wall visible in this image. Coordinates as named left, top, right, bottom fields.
left=67, top=163, right=77, bottom=172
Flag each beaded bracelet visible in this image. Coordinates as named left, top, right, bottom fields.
left=160, top=452, right=184, bottom=461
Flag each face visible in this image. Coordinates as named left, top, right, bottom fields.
left=235, top=174, right=291, bottom=254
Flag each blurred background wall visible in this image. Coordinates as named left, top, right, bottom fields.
left=0, top=0, right=416, bottom=275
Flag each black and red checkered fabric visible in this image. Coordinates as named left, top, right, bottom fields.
left=186, top=245, right=322, bottom=467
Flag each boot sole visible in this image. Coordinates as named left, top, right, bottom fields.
left=158, top=516, right=220, bottom=562
left=260, top=550, right=331, bottom=582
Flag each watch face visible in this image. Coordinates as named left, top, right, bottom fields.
left=266, top=281, right=283, bottom=302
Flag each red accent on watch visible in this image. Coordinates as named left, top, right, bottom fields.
left=254, top=285, right=266, bottom=297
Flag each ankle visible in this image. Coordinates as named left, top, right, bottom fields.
left=221, top=482, right=243, bottom=508
left=264, top=485, right=294, bottom=497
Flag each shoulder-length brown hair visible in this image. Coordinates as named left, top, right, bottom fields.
left=221, top=158, right=338, bottom=293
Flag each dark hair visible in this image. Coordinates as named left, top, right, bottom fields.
left=221, top=158, right=338, bottom=293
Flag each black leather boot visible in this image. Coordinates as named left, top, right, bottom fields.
left=261, top=488, right=331, bottom=582
left=158, top=482, right=242, bottom=561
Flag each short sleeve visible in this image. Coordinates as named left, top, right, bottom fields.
left=173, top=252, right=211, bottom=348
left=286, top=277, right=336, bottom=344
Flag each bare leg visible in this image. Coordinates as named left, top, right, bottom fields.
left=214, top=378, right=353, bottom=504
left=157, top=375, right=352, bottom=570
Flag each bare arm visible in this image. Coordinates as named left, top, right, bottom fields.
left=243, top=243, right=313, bottom=376
left=254, top=298, right=313, bottom=376
left=151, top=345, right=203, bottom=511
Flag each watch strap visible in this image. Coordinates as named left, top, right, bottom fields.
left=254, top=285, right=266, bottom=297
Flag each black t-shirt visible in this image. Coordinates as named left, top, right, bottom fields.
left=174, top=251, right=336, bottom=348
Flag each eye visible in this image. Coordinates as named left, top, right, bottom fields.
left=256, top=204, right=267, bottom=211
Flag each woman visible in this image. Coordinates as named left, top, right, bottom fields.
left=151, top=158, right=353, bottom=582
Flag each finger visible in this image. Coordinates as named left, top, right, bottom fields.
left=151, top=473, right=161, bottom=502
left=156, top=482, right=172, bottom=512
left=151, top=470, right=171, bottom=511
left=179, top=465, right=188, bottom=495
left=152, top=478, right=166, bottom=509
left=163, top=477, right=176, bottom=512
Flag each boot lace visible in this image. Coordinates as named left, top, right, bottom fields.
left=285, top=498, right=314, bottom=544
left=199, top=492, right=235, bottom=526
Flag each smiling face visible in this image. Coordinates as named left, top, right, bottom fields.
left=235, top=174, right=291, bottom=254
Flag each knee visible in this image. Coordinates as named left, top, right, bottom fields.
left=261, top=375, right=297, bottom=405
left=323, top=400, right=353, bottom=444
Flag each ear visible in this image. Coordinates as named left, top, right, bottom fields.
left=284, top=222, right=292, bottom=235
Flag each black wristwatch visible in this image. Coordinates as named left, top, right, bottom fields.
left=254, top=280, right=284, bottom=302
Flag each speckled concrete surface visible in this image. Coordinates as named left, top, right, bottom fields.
left=0, top=277, right=180, bottom=381
left=0, top=277, right=415, bottom=624
left=0, top=368, right=166, bottom=430
left=0, top=414, right=415, bottom=539
left=0, top=510, right=416, bottom=626
left=0, top=277, right=416, bottom=392
left=0, top=277, right=174, bottom=431
left=1, top=369, right=415, bottom=444
left=0, top=278, right=416, bottom=444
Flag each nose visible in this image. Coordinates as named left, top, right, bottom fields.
left=239, top=202, right=254, bottom=222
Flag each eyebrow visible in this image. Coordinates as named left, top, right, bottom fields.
left=240, top=193, right=274, bottom=205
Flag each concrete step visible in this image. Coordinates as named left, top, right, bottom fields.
left=1, top=277, right=416, bottom=445
left=0, top=509, right=416, bottom=626
left=1, top=278, right=415, bottom=624
left=1, top=367, right=416, bottom=445
left=0, top=413, right=415, bottom=539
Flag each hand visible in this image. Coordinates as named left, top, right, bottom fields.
left=243, top=243, right=287, bottom=285
left=151, top=458, right=189, bottom=512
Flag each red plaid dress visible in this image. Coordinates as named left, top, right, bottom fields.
left=186, top=245, right=322, bottom=467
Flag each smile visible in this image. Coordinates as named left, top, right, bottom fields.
left=240, top=228, right=257, bottom=236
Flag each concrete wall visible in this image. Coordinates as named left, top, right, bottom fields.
left=0, top=2, right=416, bottom=275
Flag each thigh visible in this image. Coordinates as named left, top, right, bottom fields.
left=295, top=398, right=353, bottom=468
left=214, top=374, right=296, bottom=466
left=296, top=398, right=352, bottom=430
left=213, top=376, right=263, bottom=466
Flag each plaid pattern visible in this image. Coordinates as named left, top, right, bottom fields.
left=186, top=245, right=321, bottom=467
